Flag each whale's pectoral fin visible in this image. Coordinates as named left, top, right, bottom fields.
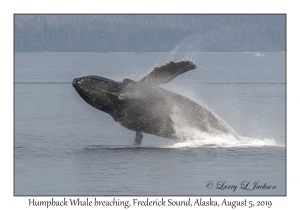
left=134, top=131, right=143, bottom=146
left=140, top=60, right=196, bottom=85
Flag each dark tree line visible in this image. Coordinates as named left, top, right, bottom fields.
left=14, top=14, right=286, bottom=52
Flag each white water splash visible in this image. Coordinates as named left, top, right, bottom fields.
left=166, top=135, right=279, bottom=148
left=167, top=97, right=280, bottom=149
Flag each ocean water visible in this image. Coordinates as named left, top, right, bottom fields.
left=14, top=52, right=286, bottom=196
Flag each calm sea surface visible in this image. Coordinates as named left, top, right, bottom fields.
left=14, top=52, right=286, bottom=195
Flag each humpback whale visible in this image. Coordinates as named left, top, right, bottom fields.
left=73, top=61, right=238, bottom=145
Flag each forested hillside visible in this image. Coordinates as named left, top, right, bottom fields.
left=14, top=14, right=286, bottom=52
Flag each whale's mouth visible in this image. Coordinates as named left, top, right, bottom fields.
left=73, top=76, right=118, bottom=89
left=73, top=75, right=116, bottom=84
left=73, top=76, right=122, bottom=96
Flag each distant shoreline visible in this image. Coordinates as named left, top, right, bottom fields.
left=14, top=51, right=286, bottom=54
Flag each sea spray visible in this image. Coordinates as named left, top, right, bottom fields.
left=166, top=136, right=278, bottom=148
left=167, top=94, right=278, bottom=148
left=170, top=100, right=239, bottom=140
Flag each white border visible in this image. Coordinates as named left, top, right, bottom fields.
left=2, top=1, right=297, bottom=209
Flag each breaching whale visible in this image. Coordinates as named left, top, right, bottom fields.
left=73, top=61, right=238, bottom=145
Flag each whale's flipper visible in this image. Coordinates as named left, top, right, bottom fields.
left=134, top=131, right=143, bottom=146
left=140, top=61, right=196, bottom=85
